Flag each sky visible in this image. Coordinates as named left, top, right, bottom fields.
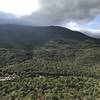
left=0, top=0, right=100, bottom=38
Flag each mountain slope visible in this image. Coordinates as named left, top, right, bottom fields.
left=0, top=24, right=95, bottom=49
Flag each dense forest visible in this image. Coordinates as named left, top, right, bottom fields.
left=0, top=39, right=100, bottom=100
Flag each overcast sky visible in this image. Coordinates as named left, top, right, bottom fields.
left=0, top=0, right=100, bottom=38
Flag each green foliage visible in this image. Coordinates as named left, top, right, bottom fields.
left=0, top=39, right=100, bottom=100
left=0, top=77, right=100, bottom=100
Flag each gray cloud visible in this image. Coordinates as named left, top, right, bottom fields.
left=0, top=0, right=100, bottom=26
left=20, top=0, right=100, bottom=26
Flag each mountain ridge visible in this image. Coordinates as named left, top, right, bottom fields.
left=0, top=24, right=99, bottom=49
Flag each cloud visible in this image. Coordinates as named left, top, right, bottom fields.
left=0, top=11, right=15, bottom=19
left=21, top=0, right=100, bottom=26
left=0, top=11, right=17, bottom=24
left=66, top=21, right=100, bottom=38
left=81, top=28, right=100, bottom=38
left=1, top=0, right=100, bottom=26
left=0, top=0, right=39, bottom=16
left=66, top=22, right=80, bottom=31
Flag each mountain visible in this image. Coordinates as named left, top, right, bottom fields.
left=0, top=24, right=97, bottom=49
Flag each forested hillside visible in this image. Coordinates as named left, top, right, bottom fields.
left=0, top=39, right=100, bottom=100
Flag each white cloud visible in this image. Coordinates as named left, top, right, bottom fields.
left=66, top=21, right=100, bottom=38
left=81, top=28, right=100, bottom=38
left=66, top=22, right=81, bottom=31
left=0, top=0, right=39, bottom=16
